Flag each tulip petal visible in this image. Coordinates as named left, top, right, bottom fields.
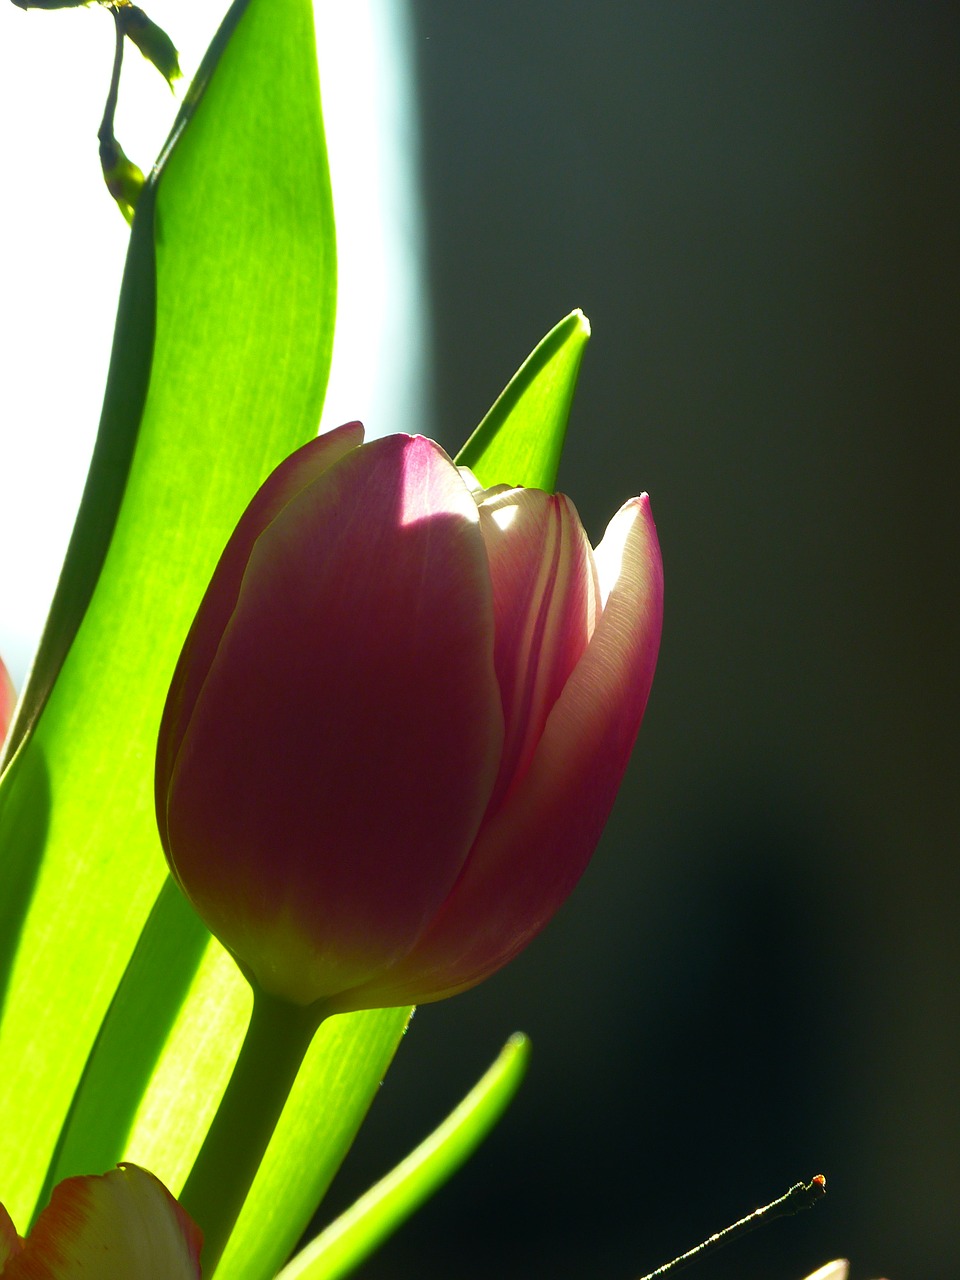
left=2, top=1165, right=201, bottom=1279
left=343, top=494, right=662, bottom=1007
left=475, top=487, right=600, bottom=811
left=156, top=421, right=364, bottom=849
left=0, top=657, right=15, bottom=750
left=0, top=1203, right=22, bottom=1266
left=163, top=435, right=504, bottom=1005
left=802, top=1264, right=849, bottom=1280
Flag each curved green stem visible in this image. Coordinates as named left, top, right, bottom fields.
left=179, top=989, right=326, bottom=1275
left=97, top=5, right=124, bottom=151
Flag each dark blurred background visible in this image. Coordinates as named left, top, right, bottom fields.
left=317, top=5, right=960, bottom=1279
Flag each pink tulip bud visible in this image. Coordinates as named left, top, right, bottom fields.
left=156, top=424, right=663, bottom=1011
left=0, top=1164, right=201, bottom=1278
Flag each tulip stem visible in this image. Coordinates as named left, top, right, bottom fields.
left=179, top=988, right=325, bottom=1276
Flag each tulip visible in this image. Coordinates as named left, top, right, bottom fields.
left=0, top=1165, right=201, bottom=1279
left=156, top=422, right=663, bottom=1013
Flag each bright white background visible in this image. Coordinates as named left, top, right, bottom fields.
left=0, top=0, right=427, bottom=688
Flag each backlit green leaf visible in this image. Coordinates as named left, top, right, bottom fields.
left=455, top=308, right=590, bottom=492
left=0, top=0, right=338, bottom=1230
left=215, top=1005, right=412, bottom=1280
left=277, top=1034, right=530, bottom=1280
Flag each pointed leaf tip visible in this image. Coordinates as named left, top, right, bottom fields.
left=276, top=1032, right=530, bottom=1280
left=455, top=310, right=591, bottom=493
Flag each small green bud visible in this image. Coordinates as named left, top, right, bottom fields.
left=99, top=134, right=144, bottom=224
left=117, top=5, right=181, bottom=86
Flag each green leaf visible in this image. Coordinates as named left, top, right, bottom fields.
left=38, top=884, right=214, bottom=1207
left=0, top=0, right=338, bottom=1229
left=454, top=309, right=590, bottom=492
left=42, top=878, right=410, bottom=1279
left=214, top=1005, right=412, bottom=1280
left=277, top=1034, right=531, bottom=1280
left=0, top=0, right=250, bottom=774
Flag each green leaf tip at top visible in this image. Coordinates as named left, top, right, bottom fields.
left=0, top=0, right=339, bottom=1241
left=10, top=1, right=181, bottom=93
left=455, top=308, right=591, bottom=494
left=9, top=2, right=181, bottom=86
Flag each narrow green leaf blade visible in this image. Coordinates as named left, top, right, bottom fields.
left=0, top=0, right=335, bottom=1227
left=277, top=1034, right=531, bottom=1280
left=454, top=309, right=590, bottom=492
left=214, top=1007, right=413, bottom=1280
left=39, top=884, right=214, bottom=1206
left=43, top=875, right=411, bottom=1280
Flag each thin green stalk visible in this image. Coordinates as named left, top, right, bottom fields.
left=637, top=1176, right=827, bottom=1280
left=97, top=5, right=124, bottom=151
left=179, top=988, right=325, bottom=1275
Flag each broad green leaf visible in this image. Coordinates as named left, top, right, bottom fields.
left=0, top=0, right=337, bottom=1228
left=0, top=179, right=155, bottom=769
left=277, top=1034, right=531, bottom=1280
left=0, top=0, right=249, bottom=773
left=455, top=308, right=590, bottom=492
